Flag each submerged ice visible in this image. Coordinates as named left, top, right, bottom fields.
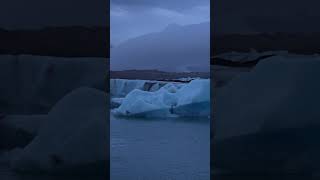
left=112, top=79, right=210, bottom=118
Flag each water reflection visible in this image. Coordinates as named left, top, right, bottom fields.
left=111, top=115, right=210, bottom=180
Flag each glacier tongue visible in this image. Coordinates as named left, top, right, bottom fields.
left=110, top=79, right=172, bottom=97
left=112, top=79, right=210, bottom=118
left=110, top=79, right=147, bottom=97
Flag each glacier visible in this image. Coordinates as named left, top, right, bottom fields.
left=112, top=79, right=210, bottom=118
left=0, top=54, right=106, bottom=114
left=110, top=79, right=171, bottom=97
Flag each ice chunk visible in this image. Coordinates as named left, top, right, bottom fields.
left=176, top=79, right=210, bottom=106
left=112, top=88, right=177, bottom=117
left=214, top=54, right=320, bottom=140
left=1, top=115, right=47, bottom=135
left=113, top=79, right=210, bottom=118
left=11, top=87, right=108, bottom=175
left=110, top=97, right=124, bottom=109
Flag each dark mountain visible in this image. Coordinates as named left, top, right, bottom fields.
left=110, top=70, right=210, bottom=80
left=0, top=26, right=109, bottom=57
left=212, top=33, right=320, bottom=62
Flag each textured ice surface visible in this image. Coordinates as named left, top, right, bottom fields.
left=110, top=79, right=146, bottom=97
left=11, top=88, right=108, bottom=175
left=113, top=79, right=210, bottom=118
left=0, top=55, right=106, bottom=114
left=214, top=54, right=320, bottom=140
left=110, top=79, right=170, bottom=97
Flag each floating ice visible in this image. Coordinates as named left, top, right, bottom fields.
left=214, top=54, right=320, bottom=140
left=11, top=87, right=108, bottom=175
left=113, top=79, right=210, bottom=118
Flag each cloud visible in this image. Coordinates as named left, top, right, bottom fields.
left=110, top=6, right=129, bottom=17
left=111, top=0, right=208, bottom=11
left=111, top=0, right=209, bottom=44
left=111, top=22, right=210, bottom=72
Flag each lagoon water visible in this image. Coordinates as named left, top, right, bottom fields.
left=111, top=114, right=210, bottom=180
left=0, top=164, right=105, bottom=180
left=0, top=115, right=209, bottom=180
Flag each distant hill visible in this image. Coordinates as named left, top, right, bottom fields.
left=110, top=70, right=210, bottom=81
left=0, top=26, right=109, bottom=57
left=212, top=33, right=320, bottom=58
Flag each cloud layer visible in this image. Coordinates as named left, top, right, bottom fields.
left=111, top=0, right=209, bottom=44
left=111, top=22, right=210, bottom=72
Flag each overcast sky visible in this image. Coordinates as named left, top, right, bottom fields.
left=111, top=0, right=210, bottom=45
left=0, top=0, right=108, bottom=29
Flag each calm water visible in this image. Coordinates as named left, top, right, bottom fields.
left=111, top=115, right=210, bottom=180
left=0, top=164, right=106, bottom=180
left=1, top=115, right=209, bottom=180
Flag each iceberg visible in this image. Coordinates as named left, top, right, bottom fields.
left=11, top=87, right=108, bottom=175
left=214, top=54, right=320, bottom=140
left=110, top=97, right=124, bottom=109
left=0, top=115, right=46, bottom=150
left=174, top=80, right=210, bottom=117
left=213, top=53, right=320, bottom=173
left=113, top=79, right=210, bottom=118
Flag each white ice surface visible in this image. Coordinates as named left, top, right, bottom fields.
left=214, top=54, right=320, bottom=140
left=10, top=87, right=108, bottom=174
left=113, top=79, right=210, bottom=118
